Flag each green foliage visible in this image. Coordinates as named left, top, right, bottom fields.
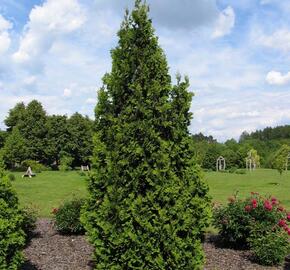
left=7, top=173, right=16, bottom=181
left=82, top=2, right=210, bottom=269
left=53, top=198, right=85, bottom=234
left=2, top=127, right=27, bottom=168
left=20, top=205, right=37, bottom=238
left=249, top=225, right=290, bottom=266
left=214, top=194, right=252, bottom=247
left=21, top=159, right=48, bottom=173
left=214, top=192, right=290, bottom=265
left=58, top=154, right=73, bottom=171
left=272, top=144, right=290, bottom=175
left=67, top=113, right=93, bottom=166
left=0, top=176, right=25, bottom=269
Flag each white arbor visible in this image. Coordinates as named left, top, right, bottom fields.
left=245, top=150, right=259, bottom=171
left=216, top=156, right=226, bottom=171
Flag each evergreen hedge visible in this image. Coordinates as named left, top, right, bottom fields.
left=82, top=1, right=211, bottom=269
left=0, top=175, right=25, bottom=269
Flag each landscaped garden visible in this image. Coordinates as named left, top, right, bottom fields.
left=10, top=169, right=290, bottom=217
left=1, top=0, right=290, bottom=269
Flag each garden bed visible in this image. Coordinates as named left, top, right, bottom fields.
left=22, top=219, right=290, bottom=270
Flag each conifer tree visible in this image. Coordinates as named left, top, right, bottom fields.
left=82, top=1, right=211, bottom=269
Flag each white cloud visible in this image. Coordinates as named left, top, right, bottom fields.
left=266, top=70, right=290, bottom=85
left=23, top=76, right=37, bottom=85
left=0, top=14, right=12, bottom=55
left=63, top=88, right=72, bottom=97
left=212, top=6, right=235, bottom=38
left=13, top=0, right=86, bottom=64
left=258, top=29, right=290, bottom=52
left=85, top=98, right=95, bottom=104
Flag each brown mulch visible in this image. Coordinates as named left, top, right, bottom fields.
left=22, top=219, right=290, bottom=270
left=22, top=219, right=94, bottom=270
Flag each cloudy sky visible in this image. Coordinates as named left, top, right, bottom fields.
left=0, top=0, right=289, bottom=141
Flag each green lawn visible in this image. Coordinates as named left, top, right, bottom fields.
left=205, top=169, right=290, bottom=209
left=10, top=168, right=290, bottom=217
left=12, top=171, right=87, bottom=217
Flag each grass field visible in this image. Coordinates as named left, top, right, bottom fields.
left=10, top=168, right=290, bottom=217
left=205, top=169, right=290, bottom=209
left=12, top=171, right=88, bottom=217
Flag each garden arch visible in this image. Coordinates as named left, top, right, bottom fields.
left=216, top=156, right=226, bottom=171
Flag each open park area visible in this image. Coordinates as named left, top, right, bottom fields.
left=12, top=169, right=290, bottom=217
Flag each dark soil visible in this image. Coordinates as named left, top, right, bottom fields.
left=22, top=219, right=290, bottom=270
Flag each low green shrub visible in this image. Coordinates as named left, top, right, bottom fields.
left=213, top=194, right=251, bottom=247
left=7, top=173, right=16, bottom=181
left=228, top=167, right=238, bottom=173
left=53, top=198, right=85, bottom=234
left=58, top=155, right=73, bottom=172
left=21, top=160, right=48, bottom=173
left=20, top=205, right=37, bottom=239
left=235, top=169, right=246, bottom=174
left=214, top=192, right=290, bottom=265
left=249, top=225, right=290, bottom=266
left=0, top=176, right=25, bottom=269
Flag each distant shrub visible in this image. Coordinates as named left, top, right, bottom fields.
left=214, top=192, right=290, bottom=265
left=228, top=167, right=238, bottom=173
left=0, top=176, right=25, bottom=269
left=53, top=198, right=85, bottom=234
left=21, top=160, right=48, bottom=173
left=78, top=171, right=86, bottom=177
left=235, top=169, right=246, bottom=174
left=58, top=155, right=73, bottom=172
left=7, top=173, right=16, bottom=181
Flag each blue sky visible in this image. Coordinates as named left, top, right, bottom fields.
left=0, top=0, right=289, bottom=141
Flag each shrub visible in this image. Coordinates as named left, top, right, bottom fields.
left=0, top=176, right=25, bottom=269
left=58, top=155, right=73, bottom=171
left=7, top=173, right=16, bottom=181
left=21, top=160, right=47, bottom=173
left=249, top=225, right=290, bottom=266
left=213, top=195, right=252, bottom=247
left=53, top=198, right=85, bottom=234
left=20, top=205, right=37, bottom=239
left=235, top=169, right=246, bottom=174
left=214, top=192, right=290, bottom=265
left=228, top=167, right=238, bottom=173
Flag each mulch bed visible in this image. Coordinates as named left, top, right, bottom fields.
left=22, top=219, right=290, bottom=270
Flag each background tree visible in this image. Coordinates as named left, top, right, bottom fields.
left=4, top=102, right=26, bottom=132
left=20, top=100, right=48, bottom=163
left=45, top=115, right=69, bottom=166
left=67, top=113, right=93, bottom=166
left=82, top=1, right=211, bottom=269
left=3, top=127, right=27, bottom=168
left=272, top=144, right=290, bottom=175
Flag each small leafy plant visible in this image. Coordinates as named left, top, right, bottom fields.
left=52, top=198, right=85, bottom=234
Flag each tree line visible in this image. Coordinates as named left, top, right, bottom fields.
left=192, top=125, right=290, bottom=171
left=0, top=100, right=93, bottom=169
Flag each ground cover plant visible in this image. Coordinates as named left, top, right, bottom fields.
left=82, top=1, right=211, bottom=269
left=214, top=192, right=290, bottom=265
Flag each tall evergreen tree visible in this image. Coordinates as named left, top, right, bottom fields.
left=82, top=1, right=211, bottom=269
